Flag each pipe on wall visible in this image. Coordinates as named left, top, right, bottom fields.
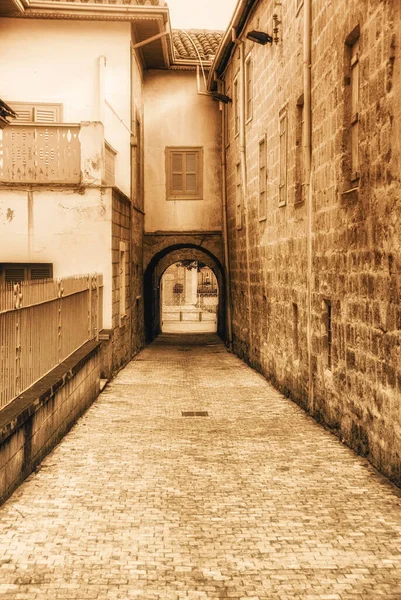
left=304, top=0, right=314, bottom=411
left=219, top=83, right=233, bottom=350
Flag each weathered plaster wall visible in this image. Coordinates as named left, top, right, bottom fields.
left=0, top=188, right=113, bottom=328
left=0, top=18, right=132, bottom=196
left=143, top=70, right=222, bottom=233
left=223, top=0, right=401, bottom=484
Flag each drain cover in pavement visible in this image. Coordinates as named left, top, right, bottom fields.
left=182, top=411, right=209, bottom=417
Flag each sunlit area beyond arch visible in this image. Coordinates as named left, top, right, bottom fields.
left=161, top=261, right=218, bottom=333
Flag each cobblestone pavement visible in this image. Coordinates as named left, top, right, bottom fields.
left=1, top=334, right=401, bottom=600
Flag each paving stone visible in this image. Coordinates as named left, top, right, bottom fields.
left=0, top=334, right=401, bottom=599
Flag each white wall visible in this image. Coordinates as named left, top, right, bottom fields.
left=0, top=18, right=132, bottom=197
left=144, top=70, right=222, bottom=232
left=0, top=188, right=113, bottom=328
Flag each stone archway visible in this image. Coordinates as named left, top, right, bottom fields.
left=144, top=244, right=226, bottom=343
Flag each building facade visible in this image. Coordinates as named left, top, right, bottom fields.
left=209, top=0, right=401, bottom=485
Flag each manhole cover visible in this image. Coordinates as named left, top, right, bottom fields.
left=182, top=411, right=209, bottom=417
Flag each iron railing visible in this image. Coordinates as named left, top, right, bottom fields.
left=0, top=274, right=103, bottom=410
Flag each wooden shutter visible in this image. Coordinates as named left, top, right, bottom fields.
left=279, top=109, right=288, bottom=206
left=34, top=106, right=59, bottom=123
left=7, top=103, right=61, bottom=123
left=185, top=152, right=197, bottom=195
left=5, top=266, right=25, bottom=283
left=29, top=264, right=52, bottom=280
left=9, top=103, right=34, bottom=123
left=245, top=55, right=253, bottom=121
left=259, top=136, right=267, bottom=219
left=171, top=152, right=184, bottom=193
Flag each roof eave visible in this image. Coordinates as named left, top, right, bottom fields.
left=207, top=0, right=258, bottom=91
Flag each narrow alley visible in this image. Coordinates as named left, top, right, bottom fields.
left=1, top=334, right=401, bottom=600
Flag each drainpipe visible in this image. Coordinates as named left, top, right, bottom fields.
left=239, top=40, right=253, bottom=359
left=304, top=0, right=313, bottom=411
left=219, top=82, right=233, bottom=350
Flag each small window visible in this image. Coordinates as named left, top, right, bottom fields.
left=0, top=263, right=53, bottom=285
left=119, top=241, right=127, bottom=326
left=258, top=135, right=267, bottom=220
left=225, top=86, right=231, bottom=148
left=279, top=107, right=288, bottom=207
left=7, top=102, right=62, bottom=123
left=293, top=303, right=299, bottom=357
left=166, top=147, right=203, bottom=200
left=295, top=94, right=305, bottom=204
left=233, top=75, right=239, bottom=137
left=350, top=38, right=360, bottom=180
left=236, top=162, right=242, bottom=230
left=343, top=26, right=360, bottom=194
left=245, top=54, right=253, bottom=123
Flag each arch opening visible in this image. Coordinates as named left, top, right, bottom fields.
left=143, top=244, right=226, bottom=343
left=161, top=261, right=219, bottom=334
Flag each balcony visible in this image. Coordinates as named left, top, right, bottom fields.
left=0, top=122, right=104, bottom=186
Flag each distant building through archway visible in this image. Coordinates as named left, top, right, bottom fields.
left=161, top=261, right=219, bottom=333
left=143, top=243, right=226, bottom=343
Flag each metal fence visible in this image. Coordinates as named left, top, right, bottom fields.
left=0, top=274, right=103, bottom=411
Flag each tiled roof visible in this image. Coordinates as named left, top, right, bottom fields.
left=172, top=29, right=223, bottom=62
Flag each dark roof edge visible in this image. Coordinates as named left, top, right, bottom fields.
left=207, top=0, right=258, bottom=91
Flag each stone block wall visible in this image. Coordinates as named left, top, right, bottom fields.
left=223, top=0, right=401, bottom=484
left=111, top=189, right=132, bottom=372
left=0, top=341, right=101, bottom=504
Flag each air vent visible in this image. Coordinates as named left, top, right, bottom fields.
left=182, top=411, right=209, bottom=417
left=5, top=267, right=25, bottom=283
left=30, top=265, right=52, bottom=280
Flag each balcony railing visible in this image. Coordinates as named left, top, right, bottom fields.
left=0, top=123, right=81, bottom=184
left=41, top=0, right=165, bottom=4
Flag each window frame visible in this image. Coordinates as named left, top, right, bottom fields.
left=258, top=134, right=267, bottom=221
left=236, top=161, right=242, bottom=230
left=233, top=73, right=240, bottom=138
left=278, top=106, right=288, bottom=207
left=119, top=241, right=127, bottom=327
left=165, top=146, right=203, bottom=201
left=350, top=38, right=360, bottom=182
left=0, top=263, right=53, bottom=285
left=245, top=53, right=253, bottom=124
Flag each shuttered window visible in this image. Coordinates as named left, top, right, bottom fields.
left=166, top=147, right=203, bottom=200
left=7, top=103, right=62, bottom=123
left=236, top=162, right=242, bottom=230
left=0, top=263, right=53, bottom=285
left=259, top=135, right=267, bottom=220
left=350, top=38, right=360, bottom=180
left=245, top=54, right=253, bottom=122
left=279, top=107, right=288, bottom=207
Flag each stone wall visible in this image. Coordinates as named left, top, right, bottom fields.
left=0, top=341, right=101, bottom=504
left=222, top=0, right=401, bottom=485
left=111, top=189, right=132, bottom=372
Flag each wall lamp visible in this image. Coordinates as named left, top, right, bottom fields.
left=246, top=30, right=273, bottom=45
left=212, top=92, right=232, bottom=104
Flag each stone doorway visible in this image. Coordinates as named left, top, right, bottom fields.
left=143, top=243, right=226, bottom=343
